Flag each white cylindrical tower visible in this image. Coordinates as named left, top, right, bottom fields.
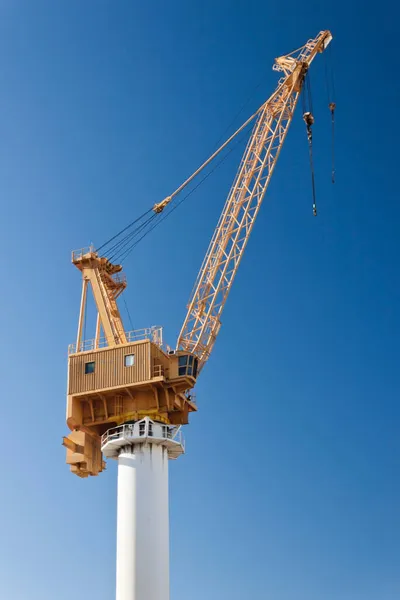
left=101, top=418, right=185, bottom=600
left=116, top=443, right=169, bottom=600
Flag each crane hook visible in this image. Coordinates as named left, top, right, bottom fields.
left=303, top=112, right=317, bottom=216
left=303, top=111, right=314, bottom=140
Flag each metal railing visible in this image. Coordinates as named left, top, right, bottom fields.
left=126, top=327, right=163, bottom=346
left=101, top=421, right=184, bottom=448
left=68, top=326, right=164, bottom=354
left=111, top=272, right=127, bottom=286
left=71, top=246, right=96, bottom=262
left=185, top=391, right=197, bottom=405
left=152, top=364, right=165, bottom=378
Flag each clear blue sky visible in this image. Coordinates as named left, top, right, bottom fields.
left=1, top=2, right=399, bottom=599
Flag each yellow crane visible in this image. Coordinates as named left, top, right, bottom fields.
left=64, top=30, right=333, bottom=478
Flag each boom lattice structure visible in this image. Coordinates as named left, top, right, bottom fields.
left=176, top=31, right=332, bottom=370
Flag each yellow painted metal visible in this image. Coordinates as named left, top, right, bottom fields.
left=94, top=313, right=101, bottom=349
left=72, top=248, right=127, bottom=347
left=68, top=340, right=152, bottom=395
left=65, top=335, right=197, bottom=475
left=62, top=436, right=81, bottom=453
left=76, top=278, right=88, bottom=351
left=65, top=31, right=333, bottom=476
left=63, top=429, right=104, bottom=478
left=176, top=31, right=332, bottom=370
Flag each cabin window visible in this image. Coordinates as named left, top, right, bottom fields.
left=84, top=361, right=95, bottom=375
left=187, top=355, right=194, bottom=376
left=124, top=354, right=135, bottom=367
left=178, top=354, right=198, bottom=377
left=178, top=355, right=188, bottom=376
left=139, top=421, right=145, bottom=436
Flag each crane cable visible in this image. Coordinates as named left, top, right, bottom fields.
left=97, top=59, right=332, bottom=258
left=211, top=70, right=273, bottom=151
left=96, top=91, right=266, bottom=262
left=302, top=72, right=318, bottom=216
left=329, top=102, right=336, bottom=184
left=324, top=44, right=336, bottom=183
left=153, top=104, right=267, bottom=214
left=96, top=207, right=154, bottom=254
left=123, top=294, right=134, bottom=331
left=107, top=213, right=158, bottom=263
left=116, top=124, right=253, bottom=263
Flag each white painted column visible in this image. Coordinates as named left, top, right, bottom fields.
left=116, top=443, right=170, bottom=600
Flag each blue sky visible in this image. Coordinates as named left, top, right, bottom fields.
left=1, top=2, right=399, bottom=599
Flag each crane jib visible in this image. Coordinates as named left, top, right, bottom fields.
left=177, top=30, right=332, bottom=371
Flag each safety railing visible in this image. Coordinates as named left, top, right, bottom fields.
left=69, top=326, right=164, bottom=354
left=126, top=327, right=163, bottom=346
left=101, top=421, right=185, bottom=449
left=185, top=391, right=197, bottom=405
left=112, top=273, right=127, bottom=285
left=152, top=364, right=165, bottom=378
left=71, top=246, right=96, bottom=262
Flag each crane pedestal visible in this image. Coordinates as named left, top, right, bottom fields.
left=101, top=418, right=185, bottom=600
